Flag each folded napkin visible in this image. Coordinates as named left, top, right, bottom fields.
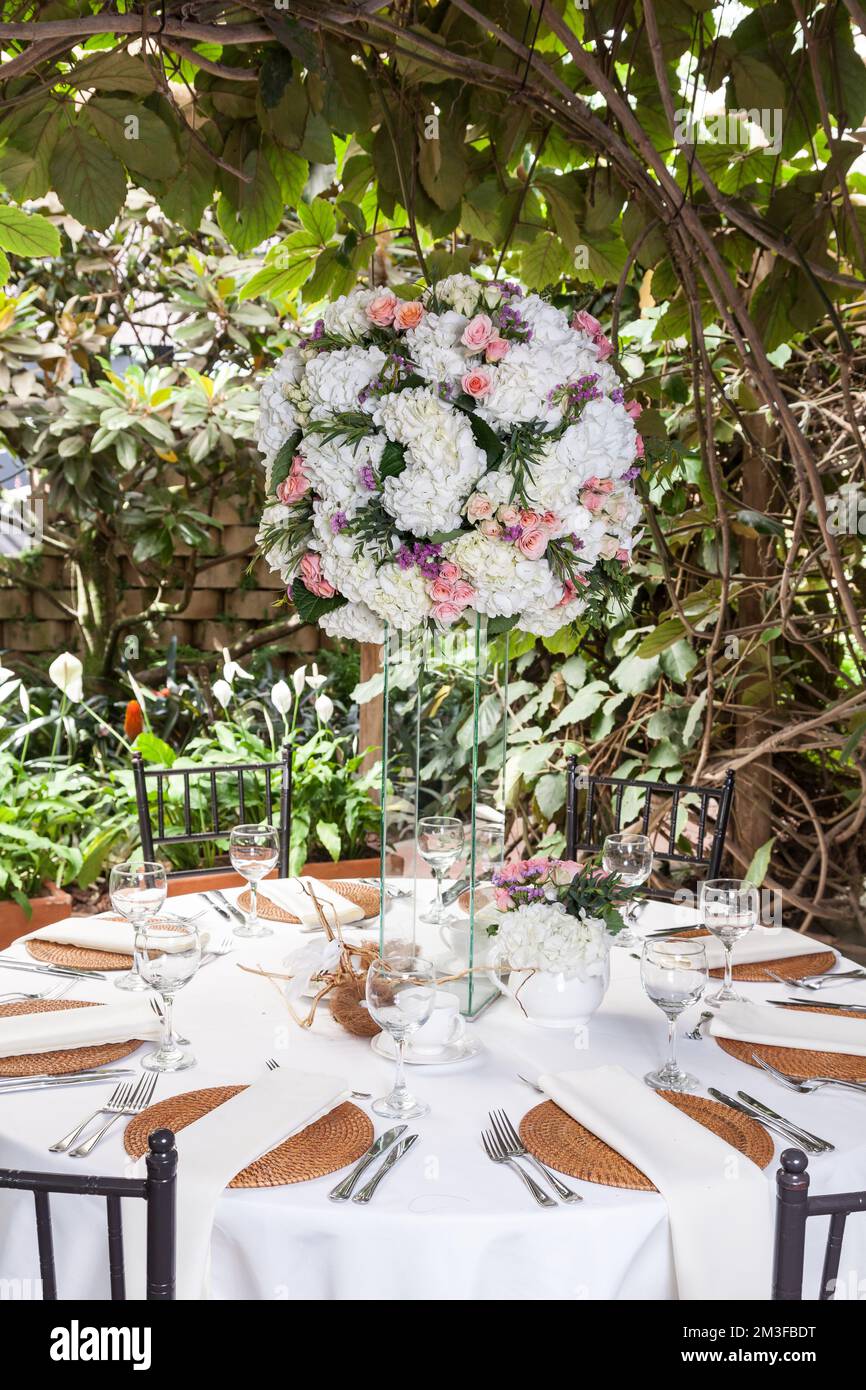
left=124, top=1067, right=348, bottom=1299
left=710, top=1000, right=866, bottom=1056
left=22, top=913, right=208, bottom=957
left=538, top=1064, right=773, bottom=1300
left=0, top=997, right=161, bottom=1058
left=687, top=926, right=827, bottom=973
left=261, top=876, right=365, bottom=928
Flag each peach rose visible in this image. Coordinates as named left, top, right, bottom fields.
left=461, top=313, right=495, bottom=352
left=480, top=519, right=503, bottom=539
left=366, top=290, right=397, bottom=326
left=519, top=509, right=541, bottom=527
left=539, top=510, right=559, bottom=530
left=276, top=456, right=309, bottom=504
left=516, top=525, right=548, bottom=559
left=497, top=504, right=520, bottom=526
left=432, top=600, right=462, bottom=625
left=467, top=493, right=493, bottom=522
left=461, top=369, right=492, bottom=399
left=438, top=561, right=460, bottom=582
left=298, top=552, right=335, bottom=598
left=393, top=299, right=425, bottom=331
left=485, top=336, right=510, bottom=363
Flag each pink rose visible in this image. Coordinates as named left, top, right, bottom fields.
left=461, top=369, right=492, bottom=399
left=516, top=525, right=548, bottom=559
left=485, top=336, right=510, bottom=363
left=539, top=510, right=559, bottom=530
left=276, top=456, right=309, bottom=504
left=451, top=580, right=475, bottom=605
left=494, top=888, right=514, bottom=911
left=581, top=489, right=605, bottom=513
left=572, top=309, right=602, bottom=336
left=595, top=333, right=613, bottom=361
left=298, top=552, right=335, bottom=599
left=432, top=600, right=462, bottom=625
left=461, top=313, right=495, bottom=352
left=438, top=562, right=460, bottom=582
left=480, top=519, right=503, bottom=539
left=625, top=399, right=642, bottom=420
left=616, top=548, right=630, bottom=566
left=429, top=577, right=456, bottom=603
left=366, top=290, right=397, bottom=326
left=634, top=433, right=645, bottom=458
left=497, top=504, right=520, bottom=526
left=519, top=509, right=541, bottom=527
left=393, top=299, right=425, bottom=331
left=466, top=493, right=493, bottom=522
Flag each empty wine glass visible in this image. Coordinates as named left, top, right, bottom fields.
left=641, top=937, right=708, bottom=1092
left=134, top=914, right=202, bottom=1072
left=418, top=816, right=464, bottom=924
left=230, top=823, right=279, bottom=937
left=603, top=833, right=653, bottom=948
left=366, top=953, right=437, bottom=1118
left=109, top=861, right=167, bottom=992
left=701, top=878, right=760, bottom=1007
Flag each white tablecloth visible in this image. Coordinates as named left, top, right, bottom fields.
left=0, top=888, right=864, bottom=1302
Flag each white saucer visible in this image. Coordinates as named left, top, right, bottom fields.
left=370, top=1032, right=483, bottom=1066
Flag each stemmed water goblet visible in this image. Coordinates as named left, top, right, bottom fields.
left=134, top=914, right=202, bottom=1072
left=108, top=861, right=167, bottom=992
left=603, top=833, right=653, bottom=948
left=366, top=954, right=437, bottom=1118
left=700, top=878, right=760, bottom=1007
left=229, top=824, right=280, bottom=937
left=641, top=937, right=708, bottom=1092
left=417, top=816, right=464, bottom=925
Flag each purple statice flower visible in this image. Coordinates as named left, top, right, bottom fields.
left=310, top=319, right=325, bottom=341
left=396, top=541, right=443, bottom=577
left=359, top=464, right=377, bottom=491
left=570, top=535, right=585, bottom=550
left=502, top=525, right=522, bottom=542
left=397, top=544, right=415, bottom=570
left=496, top=280, right=523, bottom=300
left=620, top=465, right=641, bottom=482
left=610, top=387, right=625, bottom=405
left=330, top=511, right=348, bottom=534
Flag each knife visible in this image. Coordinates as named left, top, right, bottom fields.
left=328, top=1124, right=407, bottom=1201
left=352, top=1133, right=419, bottom=1204
left=0, top=959, right=107, bottom=981
left=707, top=1087, right=826, bottom=1154
left=0, top=1070, right=139, bottom=1095
left=737, top=1092, right=834, bottom=1153
left=208, top=890, right=248, bottom=926
left=645, top=924, right=705, bottom=938
left=766, top=998, right=866, bottom=1014
left=441, top=876, right=494, bottom=908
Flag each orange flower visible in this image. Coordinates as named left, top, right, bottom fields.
left=124, top=699, right=144, bottom=739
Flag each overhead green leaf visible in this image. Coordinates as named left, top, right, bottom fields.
left=48, top=125, right=127, bottom=231
left=0, top=207, right=60, bottom=259
left=217, top=149, right=282, bottom=253
left=83, top=98, right=180, bottom=181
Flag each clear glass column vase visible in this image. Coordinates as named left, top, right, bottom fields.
left=377, top=616, right=511, bottom=1017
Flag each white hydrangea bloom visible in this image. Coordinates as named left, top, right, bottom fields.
left=301, top=434, right=383, bottom=518
left=494, top=902, right=609, bottom=980
left=373, top=388, right=487, bottom=536
left=403, top=310, right=468, bottom=383
left=255, top=502, right=296, bottom=582
left=555, top=396, right=637, bottom=479
left=429, top=273, right=484, bottom=317
left=257, top=346, right=305, bottom=466
left=320, top=289, right=375, bottom=341
left=445, top=531, right=561, bottom=618
left=304, top=345, right=386, bottom=415
left=365, top=562, right=432, bottom=631
left=319, top=600, right=384, bottom=644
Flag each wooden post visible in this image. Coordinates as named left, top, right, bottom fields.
left=358, top=642, right=384, bottom=779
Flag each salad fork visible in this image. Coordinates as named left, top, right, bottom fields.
left=481, top=1126, right=555, bottom=1207
left=764, top=966, right=866, bottom=991
left=0, top=982, right=74, bottom=1004
left=50, top=1074, right=141, bottom=1153
left=488, top=1108, right=582, bottom=1202
left=264, top=1056, right=371, bottom=1100
left=751, top=1052, right=866, bottom=1096
left=67, top=1072, right=158, bottom=1158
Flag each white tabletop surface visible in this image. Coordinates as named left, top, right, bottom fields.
left=0, top=884, right=864, bottom=1302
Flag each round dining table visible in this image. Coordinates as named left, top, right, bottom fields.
left=0, top=883, right=864, bottom=1302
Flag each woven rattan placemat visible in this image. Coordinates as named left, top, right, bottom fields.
left=715, top=1002, right=866, bottom=1081
left=0, top=999, right=143, bottom=1077
left=519, top=1091, right=774, bottom=1192
left=667, top=930, right=836, bottom=982
left=238, top=879, right=380, bottom=925
left=124, top=1087, right=373, bottom=1187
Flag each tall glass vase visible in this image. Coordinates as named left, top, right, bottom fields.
left=377, top=615, right=511, bottom=1017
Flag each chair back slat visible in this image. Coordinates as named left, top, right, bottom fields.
left=820, top=1212, right=848, bottom=1301
left=668, top=788, right=680, bottom=855
left=773, top=1148, right=866, bottom=1299
left=182, top=771, right=192, bottom=837
left=106, top=1194, right=126, bottom=1300
left=33, top=1190, right=57, bottom=1301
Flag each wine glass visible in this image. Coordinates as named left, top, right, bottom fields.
left=641, top=937, right=708, bottom=1092
left=134, top=914, right=202, bottom=1072
left=700, top=878, right=760, bottom=1007
left=366, top=953, right=437, bottom=1118
left=109, top=861, right=167, bottom=992
left=602, top=832, right=653, bottom=948
left=418, top=816, right=464, bottom=924
left=229, top=824, right=279, bottom=937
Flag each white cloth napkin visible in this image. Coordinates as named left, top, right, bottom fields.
left=696, top=926, right=828, bottom=972
left=0, top=998, right=161, bottom=1058
left=538, top=1064, right=773, bottom=1300
left=22, top=913, right=208, bottom=957
left=710, top=1000, right=866, bottom=1056
left=124, top=1067, right=348, bottom=1299
left=261, top=877, right=365, bottom=927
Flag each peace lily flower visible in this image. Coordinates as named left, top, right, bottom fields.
left=221, top=647, right=252, bottom=684
left=314, top=694, right=334, bottom=724
left=305, top=662, right=326, bottom=691
left=48, top=652, right=83, bottom=702
left=212, top=678, right=233, bottom=709
left=270, top=680, right=292, bottom=716
left=292, top=665, right=307, bottom=697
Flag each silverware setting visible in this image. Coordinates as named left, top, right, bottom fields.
left=764, top=966, right=866, bottom=991
left=766, top=997, right=866, bottom=1014
left=488, top=1108, right=582, bottom=1203
left=206, top=890, right=248, bottom=927
left=736, top=1091, right=834, bottom=1153
left=359, top=878, right=412, bottom=899
left=482, top=1124, right=555, bottom=1206
left=686, top=1010, right=714, bottom=1041
left=198, top=932, right=234, bottom=969
left=328, top=1124, right=407, bottom=1201
left=517, top=1072, right=544, bottom=1093
left=0, top=1068, right=138, bottom=1096
left=0, top=982, right=75, bottom=1004
left=264, top=1056, right=371, bottom=1100
left=644, top=924, right=704, bottom=939
left=352, top=1132, right=418, bottom=1203
left=49, top=1072, right=158, bottom=1157
left=750, top=1051, right=866, bottom=1096
left=0, top=958, right=107, bottom=982
left=707, top=1087, right=833, bottom=1154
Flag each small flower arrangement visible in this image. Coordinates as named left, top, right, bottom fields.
left=487, top=857, right=635, bottom=980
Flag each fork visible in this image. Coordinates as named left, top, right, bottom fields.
left=50, top=1074, right=144, bottom=1153
left=764, top=966, right=866, bottom=991
left=198, top=933, right=234, bottom=968
left=0, top=982, right=74, bottom=1004
left=264, top=1056, right=372, bottom=1100
left=67, top=1072, right=158, bottom=1158
left=686, top=1010, right=714, bottom=1041
left=488, top=1108, right=582, bottom=1202
left=751, top=1052, right=866, bottom=1096
left=482, top=1126, right=555, bottom=1207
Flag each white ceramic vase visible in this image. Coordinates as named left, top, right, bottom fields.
left=491, top=953, right=610, bottom=1029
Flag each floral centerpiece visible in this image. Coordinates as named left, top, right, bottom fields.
left=486, top=858, right=636, bottom=1029
left=256, top=272, right=645, bottom=640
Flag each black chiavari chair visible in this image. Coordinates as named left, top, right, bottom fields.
left=774, top=1148, right=866, bottom=1300
left=131, top=743, right=292, bottom=880
left=564, top=757, right=735, bottom=899
left=0, top=1129, right=177, bottom=1300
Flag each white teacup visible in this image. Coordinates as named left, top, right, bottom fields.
left=410, top=990, right=466, bottom=1056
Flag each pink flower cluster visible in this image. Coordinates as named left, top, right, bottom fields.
left=465, top=495, right=559, bottom=559
left=276, top=456, right=310, bottom=505
left=365, top=289, right=426, bottom=333
left=625, top=398, right=644, bottom=458
left=571, top=309, right=613, bottom=361
left=428, top=561, right=475, bottom=625
left=296, top=552, right=335, bottom=599
left=491, top=857, right=583, bottom=911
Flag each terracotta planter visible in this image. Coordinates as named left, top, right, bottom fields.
left=166, top=854, right=402, bottom=899
left=0, top=881, right=72, bottom=951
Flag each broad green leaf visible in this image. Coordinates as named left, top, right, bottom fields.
left=549, top=681, right=609, bottom=732
left=298, top=197, right=336, bottom=245
left=0, top=206, right=60, bottom=258
left=636, top=619, right=686, bottom=658
left=534, top=772, right=566, bottom=821
left=519, top=232, right=573, bottom=291
left=66, top=51, right=157, bottom=95
left=217, top=149, right=282, bottom=253
left=84, top=98, right=180, bottom=181
left=49, top=125, right=126, bottom=230
left=291, top=579, right=346, bottom=624
left=315, top=819, right=342, bottom=861
left=744, top=836, right=775, bottom=888
left=0, top=249, right=9, bottom=285
left=133, top=731, right=176, bottom=765
left=265, top=145, right=308, bottom=209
